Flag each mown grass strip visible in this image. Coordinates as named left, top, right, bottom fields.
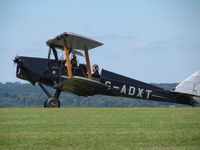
left=0, top=108, right=200, bottom=150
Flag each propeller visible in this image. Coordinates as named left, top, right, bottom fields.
left=13, top=54, right=20, bottom=64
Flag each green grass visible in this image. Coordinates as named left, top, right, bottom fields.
left=0, top=108, right=200, bottom=150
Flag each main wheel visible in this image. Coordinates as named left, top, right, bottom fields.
left=45, top=98, right=60, bottom=108
left=44, top=99, right=48, bottom=107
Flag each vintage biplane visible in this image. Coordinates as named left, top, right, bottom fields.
left=13, top=32, right=200, bottom=107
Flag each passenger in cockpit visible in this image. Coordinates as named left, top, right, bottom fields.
left=92, top=64, right=100, bottom=78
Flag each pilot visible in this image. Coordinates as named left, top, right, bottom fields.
left=92, top=64, right=100, bottom=78
left=71, top=54, right=78, bottom=70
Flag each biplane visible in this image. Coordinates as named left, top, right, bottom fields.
left=13, top=32, right=200, bottom=107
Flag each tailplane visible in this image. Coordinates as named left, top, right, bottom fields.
left=173, top=71, right=200, bottom=107
left=175, top=71, right=200, bottom=96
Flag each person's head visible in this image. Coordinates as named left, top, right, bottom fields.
left=92, top=64, right=99, bottom=73
left=72, top=54, right=76, bottom=59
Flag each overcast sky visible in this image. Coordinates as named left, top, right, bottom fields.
left=0, top=0, right=200, bottom=83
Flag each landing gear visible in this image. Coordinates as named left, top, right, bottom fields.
left=44, top=99, right=47, bottom=107
left=38, top=83, right=61, bottom=108
left=44, top=98, right=60, bottom=108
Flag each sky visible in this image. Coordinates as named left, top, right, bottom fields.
left=0, top=0, right=200, bottom=83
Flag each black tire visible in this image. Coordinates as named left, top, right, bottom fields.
left=44, top=99, right=48, bottom=108
left=46, top=98, right=60, bottom=108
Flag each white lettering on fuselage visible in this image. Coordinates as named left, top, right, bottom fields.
left=129, top=86, right=136, bottom=95
left=105, top=81, right=152, bottom=99
left=105, top=81, right=111, bottom=88
left=121, top=85, right=126, bottom=94
left=137, top=88, right=144, bottom=98
left=146, top=90, right=152, bottom=99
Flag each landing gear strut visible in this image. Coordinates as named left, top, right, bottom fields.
left=38, top=83, right=61, bottom=108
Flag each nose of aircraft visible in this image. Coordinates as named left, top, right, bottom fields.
left=13, top=56, right=20, bottom=64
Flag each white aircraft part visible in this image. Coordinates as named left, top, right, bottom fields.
left=175, top=71, right=200, bottom=96
left=193, top=96, right=200, bottom=103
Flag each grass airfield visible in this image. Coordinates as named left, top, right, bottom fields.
left=0, top=108, right=200, bottom=150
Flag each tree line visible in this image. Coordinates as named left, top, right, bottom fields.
left=0, top=82, right=189, bottom=108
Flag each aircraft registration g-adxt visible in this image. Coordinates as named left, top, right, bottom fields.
left=13, top=32, right=200, bottom=107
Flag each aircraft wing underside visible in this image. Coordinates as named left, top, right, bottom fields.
left=56, top=76, right=110, bottom=96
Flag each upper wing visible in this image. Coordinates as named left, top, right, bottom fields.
left=56, top=76, right=110, bottom=96
left=46, top=32, right=103, bottom=51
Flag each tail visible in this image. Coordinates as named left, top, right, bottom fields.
left=173, top=71, right=200, bottom=107
left=175, top=71, right=200, bottom=96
